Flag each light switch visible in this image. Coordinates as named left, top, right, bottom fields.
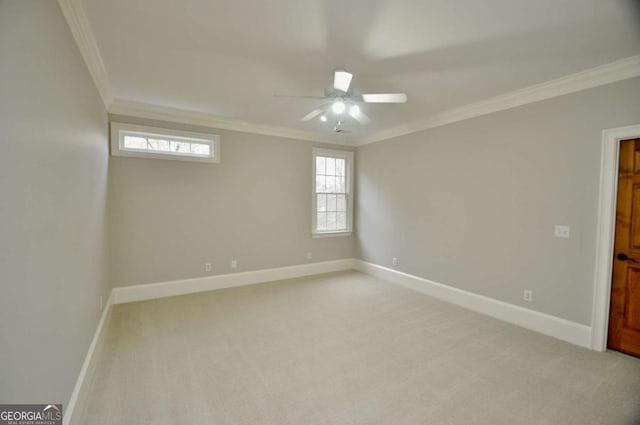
left=554, top=225, right=570, bottom=238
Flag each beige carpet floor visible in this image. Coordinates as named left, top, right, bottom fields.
left=79, top=271, right=640, bottom=424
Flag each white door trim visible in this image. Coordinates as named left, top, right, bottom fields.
left=591, top=124, right=640, bottom=351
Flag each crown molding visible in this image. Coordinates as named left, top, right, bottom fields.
left=109, top=100, right=355, bottom=145
left=55, top=0, right=349, bottom=144
left=57, top=0, right=112, bottom=108
left=56, top=0, right=639, bottom=147
left=359, top=55, right=640, bottom=145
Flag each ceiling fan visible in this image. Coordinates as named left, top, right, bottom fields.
left=276, top=70, right=407, bottom=130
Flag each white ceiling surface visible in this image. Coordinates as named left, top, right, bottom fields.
left=84, top=0, right=640, bottom=137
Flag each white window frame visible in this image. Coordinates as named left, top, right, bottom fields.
left=312, top=148, right=354, bottom=237
left=110, top=122, right=220, bottom=163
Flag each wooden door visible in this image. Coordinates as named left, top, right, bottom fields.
left=608, top=139, right=640, bottom=357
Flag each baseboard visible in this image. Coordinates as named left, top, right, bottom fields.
left=355, top=260, right=592, bottom=348
left=113, top=259, right=592, bottom=347
left=62, top=257, right=591, bottom=424
left=64, top=290, right=114, bottom=425
left=113, top=258, right=357, bottom=304
left=61, top=258, right=592, bottom=424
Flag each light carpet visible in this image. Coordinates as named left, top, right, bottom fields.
left=79, top=271, right=640, bottom=424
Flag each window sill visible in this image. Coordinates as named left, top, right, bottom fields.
left=312, top=232, right=353, bottom=239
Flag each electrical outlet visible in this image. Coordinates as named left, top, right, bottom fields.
left=392, top=257, right=399, bottom=266
left=99, top=295, right=103, bottom=310
left=554, top=225, right=570, bottom=238
left=205, top=262, right=212, bottom=272
left=523, top=290, right=533, bottom=302
left=306, top=252, right=313, bottom=260
left=231, top=260, right=238, bottom=269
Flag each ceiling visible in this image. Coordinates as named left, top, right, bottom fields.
left=82, top=0, right=640, bottom=140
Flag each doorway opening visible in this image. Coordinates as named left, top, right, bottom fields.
left=592, top=125, right=640, bottom=352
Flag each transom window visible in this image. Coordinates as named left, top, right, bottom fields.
left=110, top=123, right=220, bottom=163
left=312, top=148, right=354, bottom=235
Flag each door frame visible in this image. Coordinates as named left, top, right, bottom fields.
left=592, top=124, right=640, bottom=351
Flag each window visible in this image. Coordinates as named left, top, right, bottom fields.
left=110, top=122, right=220, bottom=163
left=312, top=148, right=354, bottom=236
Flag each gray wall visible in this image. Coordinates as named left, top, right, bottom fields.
left=109, top=115, right=356, bottom=287
left=0, top=1, right=111, bottom=404
left=356, top=77, right=640, bottom=325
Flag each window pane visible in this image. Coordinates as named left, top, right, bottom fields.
left=191, top=143, right=211, bottom=155
left=317, top=194, right=327, bottom=212
left=337, top=212, right=347, bottom=229
left=146, top=138, right=159, bottom=150
left=313, top=150, right=351, bottom=234
left=336, top=158, right=345, bottom=176
left=171, top=141, right=190, bottom=153
left=158, top=139, right=171, bottom=151
left=325, top=176, right=336, bottom=193
left=335, top=175, right=346, bottom=193
left=316, top=156, right=326, bottom=175
left=148, top=138, right=171, bottom=151
left=118, top=128, right=217, bottom=162
left=123, top=135, right=147, bottom=150
left=337, top=194, right=346, bottom=212
left=327, top=194, right=337, bottom=212
left=317, top=212, right=327, bottom=230
left=326, top=157, right=336, bottom=175
left=326, top=212, right=337, bottom=230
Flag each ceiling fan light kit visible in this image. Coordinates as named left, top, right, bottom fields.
left=332, top=100, right=346, bottom=114
left=276, top=69, right=407, bottom=132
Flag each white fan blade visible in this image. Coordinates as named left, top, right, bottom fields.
left=351, top=110, right=371, bottom=125
left=361, top=93, right=407, bottom=103
left=334, top=70, right=353, bottom=93
left=301, top=109, right=324, bottom=122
